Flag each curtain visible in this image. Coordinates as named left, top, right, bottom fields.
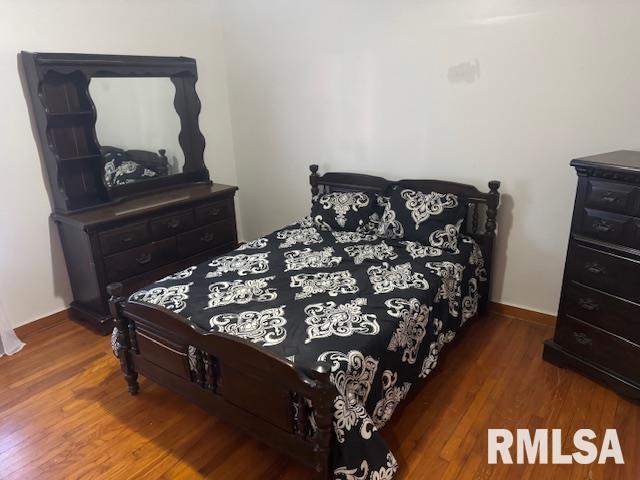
left=0, top=298, right=24, bottom=357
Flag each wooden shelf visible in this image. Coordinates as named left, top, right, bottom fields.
left=46, top=110, right=94, bottom=128
left=55, top=153, right=102, bottom=163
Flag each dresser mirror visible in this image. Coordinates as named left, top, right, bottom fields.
left=90, top=77, right=185, bottom=188
left=20, top=52, right=239, bottom=334
left=20, top=52, right=210, bottom=213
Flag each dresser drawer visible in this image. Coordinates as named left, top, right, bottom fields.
left=194, top=199, right=234, bottom=225
left=150, top=209, right=195, bottom=240
left=567, top=242, right=640, bottom=303
left=579, top=208, right=639, bottom=249
left=99, top=221, right=150, bottom=255
left=585, top=179, right=638, bottom=215
left=177, top=218, right=236, bottom=258
left=562, top=281, right=640, bottom=345
left=554, top=315, right=640, bottom=382
left=104, top=237, right=177, bottom=282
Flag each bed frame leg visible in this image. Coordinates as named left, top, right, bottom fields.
left=308, top=361, right=333, bottom=480
left=107, top=282, right=139, bottom=395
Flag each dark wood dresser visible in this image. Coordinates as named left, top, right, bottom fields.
left=544, top=150, right=640, bottom=399
left=20, top=52, right=240, bottom=335
left=54, top=184, right=238, bottom=334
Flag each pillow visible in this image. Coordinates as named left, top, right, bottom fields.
left=387, top=186, right=466, bottom=248
left=311, top=191, right=377, bottom=232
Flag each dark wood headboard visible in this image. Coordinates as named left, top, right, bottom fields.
left=308, top=164, right=500, bottom=312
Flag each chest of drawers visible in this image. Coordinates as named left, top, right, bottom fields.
left=543, top=151, right=640, bottom=399
left=53, top=183, right=238, bottom=334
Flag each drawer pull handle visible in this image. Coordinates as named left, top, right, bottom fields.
left=601, top=192, right=618, bottom=203
left=167, top=218, right=181, bottom=229
left=573, top=331, right=593, bottom=346
left=121, top=233, right=134, bottom=243
left=585, top=262, right=605, bottom=275
left=201, top=232, right=215, bottom=243
left=593, top=219, right=613, bottom=233
left=208, top=208, right=221, bottom=217
left=578, top=297, right=599, bottom=311
left=136, top=253, right=152, bottom=265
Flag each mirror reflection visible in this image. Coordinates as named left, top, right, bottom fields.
left=89, top=77, right=184, bottom=188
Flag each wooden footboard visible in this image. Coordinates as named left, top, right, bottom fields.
left=107, top=283, right=335, bottom=479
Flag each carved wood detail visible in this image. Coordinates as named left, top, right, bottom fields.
left=188, top=346, right=219, bottom=393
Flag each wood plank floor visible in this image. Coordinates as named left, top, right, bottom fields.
left=1, top=312, right=638, bottom=479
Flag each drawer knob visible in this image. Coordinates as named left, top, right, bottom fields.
left=593, top=219, right=613, bottom=233
left=201, top=232, right=215, bottom=243
left=573, top=331, right=593, bottom=346
left=601, top=192, right=618, bottom=203
left=121, top=233, right=134, bottom=243
left=167, top=218, right=181, bottom=229
left=578, top=297, right=599, bottom=311
left=136, top=252, right=152, bottom=265
left=208, top=208, right=221, bottom=217
left=584, top=262, right=605, bottom=275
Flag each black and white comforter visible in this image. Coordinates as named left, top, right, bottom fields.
left=129, top=218, right=486, bottom=479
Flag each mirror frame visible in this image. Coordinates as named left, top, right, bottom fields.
left=20, top=52, right=211, bottom=213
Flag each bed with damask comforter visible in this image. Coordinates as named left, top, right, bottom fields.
left=108, top=166, right=500, bottom=479
left=124, top=216, right=486, bottom=478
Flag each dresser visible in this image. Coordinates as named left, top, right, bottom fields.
left=543, top=150, right=640, bottom=399
left=20, top=52, right=240, bottom=335
left=53, top=183, right=238, bottom=334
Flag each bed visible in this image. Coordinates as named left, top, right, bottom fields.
left=101, top=146, right=170, bottom=187
left=108, top=165, right=500, bottom=479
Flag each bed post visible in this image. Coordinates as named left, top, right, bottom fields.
left=480, top=180, right=501, bottom=314
left=158, top=149, right=169, bottom=176
left=308, top=361, right=334, bottom=480
left=107, top=282, right=139, bottom=395
left=309, top=164, right=320, bottom=198
left=485, top=180, right=500, bottom=236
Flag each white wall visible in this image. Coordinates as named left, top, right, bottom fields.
left=4, top=1, right=640, bottom=327
left=0, top=0, right=239, bottom=327
left=220, top=0, right=640, bottom=315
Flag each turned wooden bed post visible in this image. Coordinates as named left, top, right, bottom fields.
left=107, top=282, right=139, bottom=395
left=479, top=180, right=501, bottom=314
left=485, top=180, right=501, bottom=236
left=309, top=164, right=320, bottom=197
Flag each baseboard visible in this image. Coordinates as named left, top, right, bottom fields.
left=15, top=308, right=70, bottom=339
left=489, top=302, right=557, bottom=327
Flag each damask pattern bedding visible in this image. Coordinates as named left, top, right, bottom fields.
left=128, top=217, right=486, bottom=479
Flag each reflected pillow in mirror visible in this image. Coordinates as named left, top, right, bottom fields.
left=102, top=146, right=164, bottom=188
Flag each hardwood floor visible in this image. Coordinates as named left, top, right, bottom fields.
left=1, top=312, right=638, bottom=479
